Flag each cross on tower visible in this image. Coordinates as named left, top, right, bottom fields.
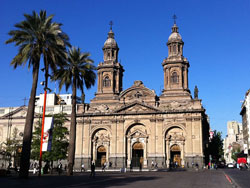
left=22, top=97, right=27, bottom=106
left=109, top=21, right=113, bottom=30
left=172, top=14, right=177, bottom=24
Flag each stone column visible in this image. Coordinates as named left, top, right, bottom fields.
left=166, top=140, right=170, bottom=167
left=143, top=139, right=147, bottom=167
left=100, top=72, right=103, bottom=93
left=93, top=142, right=96, bottom=162
left=106, top=144, right=109, bottom=163
left=127, top=137, right=131, bottom=167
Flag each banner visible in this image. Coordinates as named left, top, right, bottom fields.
left=42, top=117, right=54, bottom=151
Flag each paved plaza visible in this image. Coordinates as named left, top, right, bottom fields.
left=1, top=169, right=241, bottom=188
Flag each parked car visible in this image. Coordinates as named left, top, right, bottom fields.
left=227, top=163, right=234, bottom=168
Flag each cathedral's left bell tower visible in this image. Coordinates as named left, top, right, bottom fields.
left=93, top=23, right=124, bottom=102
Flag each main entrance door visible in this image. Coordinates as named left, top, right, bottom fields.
left=170, top=145, right=181, bottom=167
left=96, top=146, right=106, bottom=167
left=132, top=142, right=143, bottom=167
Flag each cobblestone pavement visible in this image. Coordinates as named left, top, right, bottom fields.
left=1, top=169, right=233, bottom=188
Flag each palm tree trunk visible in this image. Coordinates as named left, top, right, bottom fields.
left=67, top=77, right=77, bottom=176
left=19, top=62, right=40, bottom=178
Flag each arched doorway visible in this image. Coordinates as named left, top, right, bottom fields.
left=96, top=146, right=106, bottom=167
left=170, top=144, right=181, bottom=167
left=132, top=142, right=143, bottom=167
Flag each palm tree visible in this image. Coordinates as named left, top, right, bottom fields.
left=53, top=47, right=96, bottom=175
left=5, top=10, right=70, bottom=178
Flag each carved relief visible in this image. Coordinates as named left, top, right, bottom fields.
left=166, top=127, right=185, bottom=142
left=164, top=101, right=193, bottom=110
left=92, top=129, right=110, bottom=146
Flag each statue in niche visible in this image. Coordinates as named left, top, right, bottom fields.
left=194, top=85, right=199, bottom=99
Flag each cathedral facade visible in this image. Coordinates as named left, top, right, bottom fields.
left=74, top=23, right=210, bottom=169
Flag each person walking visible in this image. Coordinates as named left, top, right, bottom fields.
left=90, top=162, right=95, bottom=178
left=139, top=157, right=143, bottom=172
left=81, top=163, right=85, bottom=172
left=151, top=160, right=154, bottom=169
left=58, top=162, right=62, bottom=175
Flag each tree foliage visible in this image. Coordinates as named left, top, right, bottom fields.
left=209, top=130, right=224, bottom=162
left=52, top=47, right=96, bottom=175
left=1, top=128, right=22, bottom=161
left=31, top=113, right=69, bottom=162
left=231, top=147, right=241, bottom=162
left=5, top=10, right=70, bottom=177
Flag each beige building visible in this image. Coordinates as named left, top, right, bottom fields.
left=0, top=23, right=209, bottom=169
left=223, top=121, right=243, bottom=164
left=74, top=23, right=210, bottom=169
left=240, top=89, right=250, bottom=163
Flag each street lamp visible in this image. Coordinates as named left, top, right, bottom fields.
left=38, top=68, right=51, bottom=177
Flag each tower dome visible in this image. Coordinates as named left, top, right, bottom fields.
left=166, top=22, right=184, bottom=58
left=102, top=22, right=119, bottom=62
left=104, top=30, right=118, bottom=48
left=167, top=24, right=183, bottom=43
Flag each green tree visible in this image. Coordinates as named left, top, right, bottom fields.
left=5, top=10, right=70, bottom=178
left=31, top=113, right=69, bottom=163
left=2, top=128, right=22, bottom=167
left=231, top=147, right=241, bottom=162
left=53, top=47, right=96, bottom=175
left=209, top=130, right=224, bottom=162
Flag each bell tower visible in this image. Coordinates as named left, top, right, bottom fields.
left=93, top=22, right=124, bottom=102
left=160, top=19, right=191, bottom=100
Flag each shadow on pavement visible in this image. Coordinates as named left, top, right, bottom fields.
left=1, top=172, right=160, bottom=188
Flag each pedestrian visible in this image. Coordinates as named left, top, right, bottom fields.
left=81, top=163, right=85, bottom=172
left=102, top=162, right=106, bottom=172
left=139, top=157, right=143, bottom=172
left=130, top=162, right=133, bottom=172
left=109, top=161, right=112, bottom=168
left=58, top=162, right=62, bottom=175
left=90, top=162, right=95, bottom=178
left=151, top=160, right=154, bottom=169
left=155, top=162, right=158, bottom=169
left=33, top=166, right=37, bottom=174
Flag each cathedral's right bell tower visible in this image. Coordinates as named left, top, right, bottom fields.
left=160, top=22, right=191, bottom=101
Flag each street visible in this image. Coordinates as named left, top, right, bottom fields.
left=1, top=169, right=235, bottom=188
left=223, top=168, right=250, bottom=188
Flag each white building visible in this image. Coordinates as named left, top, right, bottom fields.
left=34, top=93, right=81, bottom=114
left=224, top=121, right=243, bottom=164
left=240, top=89, right=250, bottom=163
left=0, top=93, right=81, bottom=167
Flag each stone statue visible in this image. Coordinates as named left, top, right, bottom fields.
left=194, top=85, right=199, bottom=99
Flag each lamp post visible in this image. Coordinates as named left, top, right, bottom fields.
left=38, top=68, right=51, bottom=177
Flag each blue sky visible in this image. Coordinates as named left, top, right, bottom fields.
left=1, top=0, right=250, bottom=137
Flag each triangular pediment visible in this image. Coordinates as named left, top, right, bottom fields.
left=114, top=101, right=161, bottom=114
left=1, top=106, right=40, bottom=119
left=128, top=129, right=148, bottom=138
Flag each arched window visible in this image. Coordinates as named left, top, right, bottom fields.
left=171, top=72, right=179, bottom=83
left=103, top=76, right=111, bottom=87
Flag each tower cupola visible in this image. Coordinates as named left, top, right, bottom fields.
left=103, top=21, right=119, bottom=62
left=167, top=23, right=184, bottom=58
